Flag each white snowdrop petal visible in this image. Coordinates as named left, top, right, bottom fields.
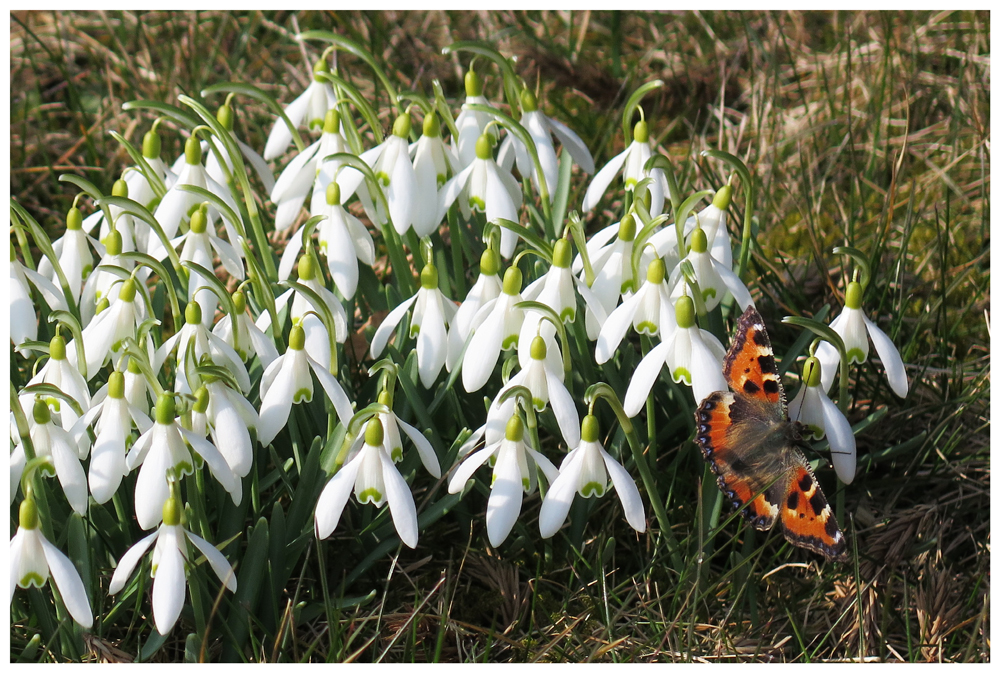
left=538, top=452, right=584, bottom=538
left=623, top=341, right=670, bottom=417
left=185, top=531, right=237, bottom=592
left=820, top=393, right=857, bottom=485
left=600, top=445, right=646, bottom=533
left=40, top=535, right=93, bottom=627
left=379, top=449, right=419, bottom=549
left=485, top=443, right=523, bottom=547
left=583, top=148, right=628, bottom=212
left=315, top=455, right=364, bottom=539
left=863, top=314, right=909, bottom=398
left=108, top=530, right=159, bottom=594
left=151, top=530, right=186, bottom=635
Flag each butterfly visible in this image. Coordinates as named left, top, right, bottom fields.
left=694, top=306, right=847, bottom=560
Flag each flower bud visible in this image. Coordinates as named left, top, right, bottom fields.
left=108, top=371, right=126, bottom=399
left=32, top=398, right=51, bottom=425
left=185, top=135, right=202, bottom=165
left=312, top=58, right=329, bottom=80
left=232, top=290, right=246, bottom=314
left=689, top=227, right=708, bottom=254
left=802, top=356, right=822, bottom=388
left=423, top=111, right=440, bottom=138
left=112, top=178, right=129, bottom=198
left=193, top=386, right=210, bottom=414
left=392, top=113, right=412, bottom=139
left=845, top=281, right=863, bottom=310
left=502, top=267, right=522, bottom=295
left=581, top=414, right=599, bottom=443
left=119, top=278, right=137, bottom=302
left=189, top=204, right=209, bottom=234
left=298, top=254, right=317, bottom=281
left=162, top=496, right=181, bottom=526
left=66, top=207, right=83, bottom=231
left=49, top=335, right=67, bottom=361
left=216, top=103, right=234, bottom=131
left=479, top=248, right=500, bottom=277
left=326, top=180, right=341, bottom=206
left=185, top=300, right=202, bottom=325
left=104, top=229, right=123, bottom=256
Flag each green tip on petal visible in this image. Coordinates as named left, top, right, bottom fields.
left=465, top=69, right=483, bottom=97
left=185, top=301, right=202, bottom=325
left=479, top=248, right=500, bottom=277
left=108, top=371, right=126, bottom=399
left=232, top=290, right=245, bottom=313
left=326, top=180, right=341, bottom=206
left=112, top=178, right=129, bottom=198
left=802, top=356, right=822, bottom=388
left=365, top=417, right=384, bottom=447
left=845, top=281, right=863, bottom=310
left=298, top=254, right=316, bottom=281
left=502, top=266, right=523, bottom=295
left=552, top=238, right=571, bottom=268
left=19, top=498, right=39, bottom=531
left=66, top=207, right=83, bottom=231
left=618, top=213, right=636, bottom=242
left=581, top=414, right=599, bottom=443
left=422, top=111, right=440, bottom=138
left=420, top=263, right=439, bottom=290
left=323, top=109, right=341, bottom=134
left=530, top=335, right=547, bottom=360
left=189, top=205, right=208, bottom=234
left=216, top=103, right=234, bottom=130
left=162, top=497, right=181, bottom=526
left=312, top=58, right=329, bottom=78
left=154, top=394, right=176, bottom=425
left=288, top=323, right=306, bottom=351
left=142, top=128, right=162, bottom=159
left=504, top=414, right=524, bottom=442
left=32, top=398, right=51, bottom=425
left=49, top=335, right=67, bottom=361
left=392, top=113, right=412, bottom=139
left=689, top=227, right=708, bottom=253
left=712, top=185, right=732, bottom=211
left=646, top=257, right=665, bottom=284
left=193, top=386, right=210, bottom=413
left=675, top=295, right=695, bottom=329
left=185, top=135, right=202, bottom=165
left=633, top=120, right=649, bottom=143
left=519, top=88, right=538, bottom=112
left=119, top=278, right=137, bottom=302
left=475, top=133, right=493, bottom=160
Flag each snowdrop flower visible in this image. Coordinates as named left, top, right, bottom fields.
left=153, top=136, right=239, bottom=246
left=461, top=267, right=526, bottom=393
left=265, top=255, right=347, bottom=372
left=203, top=101, right=275, bottom=193
left=264, top=58, right=337, bottom=161
left=280, top=182, right=375, bottom=301
left=815, top=280, right=909, bottom=398
left=371, top=391, right=442, bottom=478
left=539, top=414, right=645, bottom=538
left=71, top=371, right=152, bottom=504
left=81, top=178, right=137, bottom=257
left=124, top=356, right=154, bottom=418
left=37, top=206, right=99, bottom=305
left=667, top=226, right=753, bottom=313
left=80, top=228, right=141, bottom=327
left=652, top=186, right=734, bottom=272
left=109, top=496, right=236, bottom=635
left=498, top=88, right=594, bottom=200
left=271, top=110, right=350, bottom=232
left=623, top=296, right=728, bottom=416
left=452, top=69, right=499, bottom=168
left=596, top=256, right=677, bottom=364
left=447, top=414, right=558, bottom=547
left=126, top=394, right=240, bottom=529
left=26, top=335, right=91, bottom=431
left=371, top=261, right=457, bottom=388
left=10, top=498, right=93, bottom=628
left=410, top=111, right=459, bottom=236
left=788, top=357, right=856, bottom=484
left=437, top=132, right=523, bottom=258
left=501, top=335, right=580, bottom=447
left=257, top=322, right=354, bottom=447
left=212, top=290, right=280, bottom=371
left=447, top=248, right=503, bottom=372
left=583, top=213, right=643, bottom=339
left=355, top=112, right=419, bottom=235
left=77, top=276, right=148, bottom=380
left=197, top=377, right=259, bottom=481
left=155, top=301, right=250, bottom=396
left=11, top=243, right=67, bottom=347
left=17, top=398, right=88, bottom=514
left=582, top=119, right=668, bottom=216
left=124, top=126, right=176, bottom=215
left=315, top=417, right=421, bottom=549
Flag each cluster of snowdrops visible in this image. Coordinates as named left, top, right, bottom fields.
left=10, top=38, right=909, bottom=637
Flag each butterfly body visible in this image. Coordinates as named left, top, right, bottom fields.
left=695, top=306, right=847, bottom=560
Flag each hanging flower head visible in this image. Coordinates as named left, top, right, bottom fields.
left=667, top=225, right=753, bottom=313
left=461, top=266, right=526, bottom=392
left=37, top=206, right=99, bottom=305
left=452, top=69, right=499, bottom=169
left=264, top=57, right=337, bottom=161
left=788, top=356, right=857, bottom=484
left=582, top=118, right=668, bottom=216
left=447, top=247, right=503, bottom=372
left=410, top=111, right=459, bottom=236
left=596, top=255, right=677, bottom=365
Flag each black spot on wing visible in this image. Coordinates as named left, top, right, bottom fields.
left=752, top=329, right=769, bottom=347
left=763, top=379, right=780, bottom=395
left=798, top=473, right=813, bottom=492
left=758, top=354, right=777, bottom=374
left=825, top=517, right=841, bottom=538
left=786, top=491, right=799, bottom=511
left=809, top=491, right=828, bottom=516
left=742, top=380, right=761, bottom=395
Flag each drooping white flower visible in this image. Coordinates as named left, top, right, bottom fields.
left=581, top=212, right=644, bottom=340
left=70, top=370, right=153, bottom=504
left=370, top=261, right=457, bottom=389
left=37, top=206, right=101, bottom=305
left=77, top=276, right=149, bottom=381
left=80, top=227, right=142, bottom=327
left=198, top=378, right=259, bottom=480
left=582, top=119, right=669, bottom=216
left=81, top=178, right=137, bottom=257
left=539, top=414, right=645, bottom=538
left=787, top=356, right=857, bottom=484
left=200, top=102, right=275, bottom=193
left=211, top=289, right=280, bottom=371
left=447, top=248, right=503, bottom=372
left=25, top=335, right=91, bottom=431
left=452, top=69, right=500, bottom=169
left=155, top=300, right=250, bottom=396
left=264, top=58, right=338, bottom=161
left=667, top=226, right=753, bottom=313
left=256, top=322, right=354, bottom=447
left=623, top=296, right=728, bottom=416
left=15, top=398, right=88, bottom=514
left=447, top=413, right=558, bottom=547
left=437, top=132, right=523, bottom=258
left=410, top=111, right=459, bottom=236
left=651, top=185, right=734, bottom=273
left=352, top=112, right=419, bottom=235
left=109, top=497, right=236, bottom=635
left=10, top=243, right=68, bottom=348
left=10, top=498, right=93, bottom=628
left=315, top=417, right=424, bottom=549
left=596, top=256, right=677, bottom=364
left=461, top=267, right=526, bottom=393
left=498, top=88, right=594, bottom=200
left=815, top=282, right=908, bottom=399
left=123, top=127, right=177, bottom=216
left=125, top=394, right=241, bottom=529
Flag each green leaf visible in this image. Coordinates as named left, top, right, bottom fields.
left=621, top=80, right=664, bottom=144
left=298, top=31, right=400, bottom=113
left=122, top=99, right=200, bottom=129
left=221, top=516, right=269, bottom=662
left=315, top=71, right=385, bottom=145
left=109, top=130, right=167, bottom=200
